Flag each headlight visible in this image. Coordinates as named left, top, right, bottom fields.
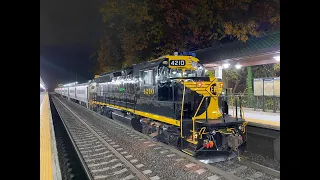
left=192, top=62, right=198, bottom=69
left=212, top=130, right=216, bottom=135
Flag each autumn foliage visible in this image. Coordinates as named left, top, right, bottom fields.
left=95, top=0, right=280, bottom=74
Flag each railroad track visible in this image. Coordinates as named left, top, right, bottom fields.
left=50, top=96, right=94, bottom=180
left=53, top=97, right=150, bottom=180
left=52, top=95, right=280, bottom=180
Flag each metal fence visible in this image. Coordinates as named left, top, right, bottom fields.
left=227, top=93, right=280, bottom=113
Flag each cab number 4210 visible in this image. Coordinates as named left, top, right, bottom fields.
left=170, top=60, right=185, bottom=66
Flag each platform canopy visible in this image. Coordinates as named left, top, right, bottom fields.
left=194, top=31, right=280, bottom=70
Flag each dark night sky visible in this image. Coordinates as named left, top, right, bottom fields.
left=40, top=0, right=104, bottom=90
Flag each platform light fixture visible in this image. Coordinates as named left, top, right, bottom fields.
left=235, top=63, right=242, bottom=69
left=222, top=63, right=230, bottom=69
left=63, top=82, right=78, bottom=87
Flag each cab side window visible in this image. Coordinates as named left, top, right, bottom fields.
left=141, top=70, right=154, bottom=85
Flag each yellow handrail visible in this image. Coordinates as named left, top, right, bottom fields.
left=180, top=81, right=186, bottom=139
left=191, top=96, right=205, bottom=141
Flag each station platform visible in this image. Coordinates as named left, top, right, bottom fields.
left=230, top=108, right=280, bottom=129
left=40, top=93, right=61, bottom=180
left=40, top=92, right=45, bottom=105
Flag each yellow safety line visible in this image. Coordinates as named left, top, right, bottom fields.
left=181, top=149, right=194, bottom=156
left=245, top=118, right=280, bottom=127
left=40, top=93, right=53, bottom=180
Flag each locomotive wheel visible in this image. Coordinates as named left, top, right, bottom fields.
left=176, top=137, right=183, bottom=150
left=100, top=108, right=104, bottom=115
left=131, top=118, right=142, bottom=132
left=106, top=110, right=113, bottom=119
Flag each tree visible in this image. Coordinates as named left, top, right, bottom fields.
left=99, top=0, right=154, bottom=69
left=274, top=63, right=280, bottom=76
left=246, top=66, right=254, bottom=107
left=252, top=64, right=276, bottom=78
left=224, top=68, right=247, bottom=93
left=95, top=0, right=280, bottom=74
left=89, top=51, right=99, bottom=75
left=206, top=70, right=215, bottom=77
left=96, top=34, right=122, bottom=74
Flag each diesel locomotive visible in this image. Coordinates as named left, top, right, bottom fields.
left=55, top=53, right=248, bottom=158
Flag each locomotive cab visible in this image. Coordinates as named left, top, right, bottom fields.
left=149, top=53, right=248, bottom=158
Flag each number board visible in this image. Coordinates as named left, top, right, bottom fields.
left=169, top=60, right=186, bottom=67
left=143, top=88, right=155, bottom=95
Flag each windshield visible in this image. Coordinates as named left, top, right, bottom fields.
left=169, top=62, right=205, bottom=78
left=158, top=62, right=205, bottom=82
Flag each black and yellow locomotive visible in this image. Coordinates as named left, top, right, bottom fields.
left=90, top=53, right=248, bottom=158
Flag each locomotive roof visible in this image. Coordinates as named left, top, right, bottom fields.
left=132, top=58, right=165, bottom=71
left=59, top=82, right=90, bottom=88
left=96, top=57, right=166, bottom=79
left=99, top=70, right=122, bottom=76
left=96, top=54, right=198, bottom=79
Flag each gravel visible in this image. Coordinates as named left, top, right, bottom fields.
left=243, top=151, right=280, bottom=171
left=211, top=159, right=278, bottom=180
